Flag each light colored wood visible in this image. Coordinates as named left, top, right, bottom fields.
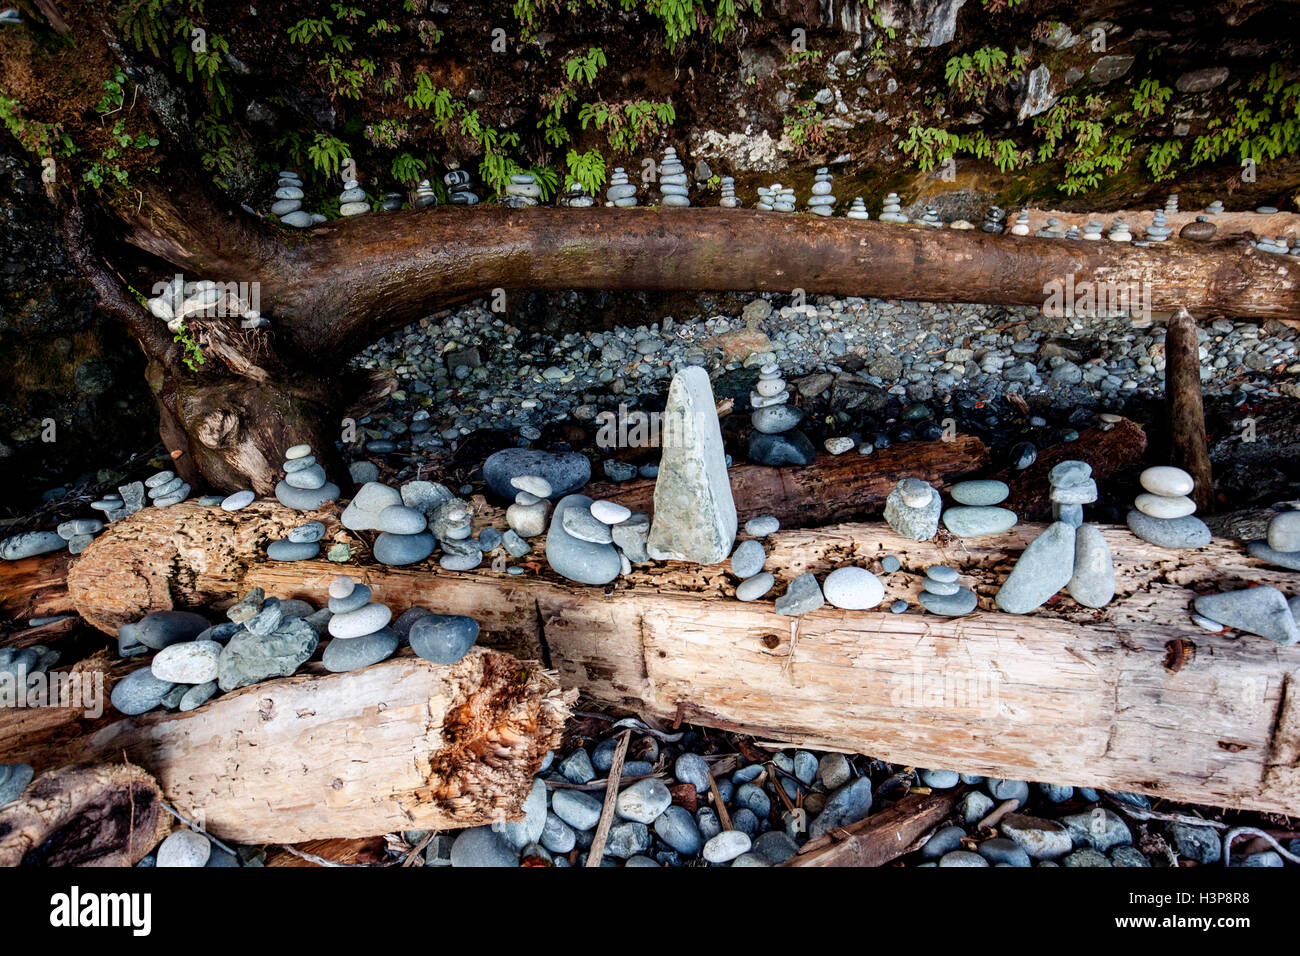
left=1, top=649, right=571, bottom=845
left=60, top=503, right=1300, bottom=814
left=784, top=789, right=958, bottom=867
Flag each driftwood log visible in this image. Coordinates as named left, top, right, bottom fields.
left=784, top=789, right=960, bottom=867
left=55, top=498, right=1300, bottom=815
left=1166, top=306, right=1216, bottom=513
left=0, top=649, right=572, bottom=844
left=0, top=763, right=170, bottom=867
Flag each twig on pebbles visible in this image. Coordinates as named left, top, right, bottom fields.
left=585, top=729, right=630, bottom=867
left=706, top=765, right=734, bottom=831
left=1102, top=795, right=1229, bottom=830
left=1221, top=827, right=1300, bottom=866
left=159, top=800, right=240, bottom=859
left=977, top=797, right=1021, bottom=830
left=401, top=830, right=436, bottom=867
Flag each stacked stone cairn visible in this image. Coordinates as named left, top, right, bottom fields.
left=746, top=362, right=816, bottom=466
left=1205, top=199, right=1224, bottom=215
left=658, top=147, right=690, bottom=207
left=883, top=477, right=941, bottom=541
left=1247, top=507, right=1300, bottom=571
left=504, top=172, right=541, bottom=208
left=846, top=196, right=869, bottom=220
left=733, top=516, right=779, bottom=602
left=445, top=168, right=478, bottom=205
left=381, top=192, right=404, bottom=211
left=943, top=479, right=1017, bottom=537
left=1009, top=211, right=1030, bottom=235
left=1035, top=217, right=1065, bottom=238
left=145, top=469, right=190, bottom=508
left=879, top=192, right=908, bottom=224
left=756, top=184, right=796, bottom=212
left=719, top=176, right=741, bottom=208
left=1255, top=235, right=1292, bottom=255
left=507, top=475, right=553, bottom=538
left=918, top=564, right=977, bottom=617
left=267, top=519, right=324, bottom=562
left=324, top=575, right=398, bottom=673
left=558, top=182, right=595, bottom=207
left=1107, top=218, right=1132, bottom=242
left=434, top=500, right=481, bottom=570
left=272, top=170, right=317, bottom=228
left=1082, top=220, right=1104, bottom=241
left=1145, top=209, right=1171, bottom=242
left=606, top=167, right=637, bottom=206
left=806, top=167, right=836, bottom=216
left=917, top=205, right=942, bottom=228
left=1164, top=193, right=1179, bottom=215
left=1126, top=465, right=1211, bottom=549
left=274, top=443, right=340, bottom=512
left=981, top=206, right=1006, bottom=233
left=1065, top=224, right=1080, bottom=239
left=414, top=179, right=438, bottom=207
left=339, top=175, right=368, bottom=217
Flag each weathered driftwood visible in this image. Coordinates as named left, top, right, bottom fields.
left=59, top=501, right=1300, bottom=814
left=0, top=551, right=74, bottom=621
left=0, top=649, right=572, bottom=844
left=784, top=789, right=959, bottom=867
left=1166, top=307, right=1215, bottom=512
left=0, top=763, right=170, bottom=867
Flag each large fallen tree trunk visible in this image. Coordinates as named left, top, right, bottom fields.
left=0, top=649, right=572, bottom=844
left=58, top=502, right=1300, bottom=815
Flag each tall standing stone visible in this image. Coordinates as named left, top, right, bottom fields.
left=647, top=367, right=737, bottom=564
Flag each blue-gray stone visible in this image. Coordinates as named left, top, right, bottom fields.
left=751, top=403, right=805, bottom=434
left=217, top=617, right=318, bottom=692
left=943, top=506, right=1018, bottom=537
left=478, top=527, right=503, bottom=551
left=697, top=807, right=722, bottom=840
left=1246, top=539, right=1300, bottom=571
left=0, top=764, right=35, bottom=806
left=730, top=539, right=766, bottom=578
left=653, top=805, right=702, bottom=855
left=1, top=531, right=67, bottom=560
left=1193, top=586, right=1299, bottom=645
left=329, top=584, right=371, bottom=614
left=408, top=614, right=479, bottom=664
left=288, top=521, right=326, bottom=543
left=377, top=505, right=426, bottom=535
left=616, top=777, right=672, bottom=823
left=735, top=782, right=772, bottom=818
left=890, top=599, right=909, bottom=613
left=731, top=807, right=759, bottom=836
left=1000, top=813, right=1073, bottom=859
left=921, top=825, right=966, bottom=859
left=1039, top=783, right=1074, bottom=803
left=775, top=572, right=824, bottom=616
left=135, top=610, right=209, bottom=649
left=949, top=480, right=1010, bottom=506
left=986, top=778, right=1029, bottom=805
left=919, top=769, right=959, bottom=788
left=558, top=748, right=596, bottom=785
left=1068, top=524, right=1115, bottom=608
left=752, top=830, right=799, bottom=863
left=939, top=850, right=989, bottom=867
left=245, top=599, right=283, bottom=637
left=275, top=480, right=339, bottom=511
left=373, top=531, right=435, bottom=566
left=1110, top=846, right=1151, bottom=867
left=809, top=777, right=872, bottom=837
left=450, top=826, right=519, bottom=867
left=322, top=628, right=398, bottom=672
left=881, top=555, right=901, bottom=573
left=483, top=449, right=590, bottom=500
left=540, top=812, right=576, bottom=854
left=545, top=495, right=621, bottom=585
left=1126, top=509, right=1211, bottom=549
left=1061, top=808, right=1130, bottom=851
left=918, top=586, right=977, bottom=616
left=995, top=522, right=1076, bottom=614
left=959, top=791, right=994, bottom=824
left=111, top=667, right=176, bottom=715
left=178, top=681, right=218, bottom=712
left=748, top=428, right=817, bottom=466
left=552, top=790, right=603, bottom=832
left=1049, top=460, right=1092, bottom=487
left=493, top=777, right=548, bottom=851
left=1164, top=823, right=1221, bottom=863
left=1061, top=847, right=1112, bottom=866
left=268, top=539, right=320, bottom=561
left=792, top=750, right=818, bottom=785
left=1241, top=851, right=1283, bottom=867
left=674, top=752, right=711, bottom=793
left=605, top=821, right=653, bottom=859
left=979, top=837, right=1031, bottom=866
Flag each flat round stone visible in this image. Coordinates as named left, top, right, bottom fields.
left=1135, top=492, right=1196, bottom=519
left=881, top=555, right=901, bottom=573
left=144, top=470, right=175, bottom=488
left=156, top=830, right=211, bottom=867
left=439, top=552, right=481, bottom=571
left=562, top=505, right=614, bottom=544
left=221, top=490, right=255, bottom=511
left=329, top=583, right=371, bottom=613
left=409, top=614, right=480, bottom=664
left=942, top=506, right=1018, bottom=537
left=736, top=572, right=775, bottom=601
left=377, top=505, right=427, bottom=535
left=267, top=539, right=319, bottom=561
left=730, top=539, right=766, bottom=578
left=1139, top=465, right=1194, bottom=497
left=1266, top=511, right=1300, bottom=552
left=288, top=521, right=326, bottom=543
left=151, top=640, right=222, bottom=684
left=744, top=515, right=780, bottom=537
left=924, top=578, right=960, bottom=596
left=374, top=531, right=435, bottom=566
left=949, top=480, right=1009, bottom=507
left=329, top=575, right=356, bottom=600
left=1048, top=461, right=1092, bottom=488
left=511, top=473, right=554, bottom=496
left=899, top=478, right=935, bottom=509
left=322, top=628, right=398, bottom=672
left=919, top=587, right=978, bottom=616
left=286, top=444, right=312, bottom=459
left=1126, top=510, right=1211, bottom=549
left=822, top=566, right=885, bottom=610
left=110, top=667, right=176, bottom=715
left=284, top=455, right=317, bottom=473
left=926, top=565, right=958, bottom=583
left=590, top=500, right=631, bottom=525
left=328, top=602, right=392, bottom=638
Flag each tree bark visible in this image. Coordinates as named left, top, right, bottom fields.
left=56, top=504, right=1300, bottom=815
left=0, top=649, right=573, bottom=845
left=0, top=763, right=170, bottom=867
left=1166, top=306, right=1216, bottom=512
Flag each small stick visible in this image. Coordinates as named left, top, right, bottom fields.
left=585, top=729, right=630, bottom=867
left=706, top=765, right=734, bottom=831
left=977, top=797, right=1020, bottom=830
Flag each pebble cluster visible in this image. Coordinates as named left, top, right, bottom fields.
left=917, top=564, right=977, bottom=616
left=144, top=275, right=265, bottom=332
left=558, top=182, right=594, bottom=208
left=846, top=196, right=869, bottom=219
left=883, top=476, right=941, bottom=541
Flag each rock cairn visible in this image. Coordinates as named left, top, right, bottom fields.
left=1065, top=224, right=1080, bottom=239
left=658, top=147, right=690, bottom=207
left=414, top=179, right=438, bottom=207
left=373, top=493, right=436, bottom=567
left=1164, top=193, right=1179, bottom=215
left=883, top=477, right=941, bottom=541
left=275, top=443, right=340, bottom=511
left=846, top=196, right=869, bottom=220
left=733, top=516, right=778, bottom=602
left=1180, top=215, right=1216, bottom=241
left=324, top=575, right=398, bottom=673
left=756, top=184, right=796, bottom=212
left=339, top=176, right=368, bottom=217
left=272, top=169, right=306, bottom=224
left=504, top=171, right=541, bottom=208
left=445, top=168, right=478, bottom=205
left=917, top=205, right=942, bottom=228
left=981, top=206, right=1005, bottom=233
left=1035, top=217, right=1064, bottom=238
left=145, top=469, right=190, bottom=508
left=267, top=519, right=323, bottom=562
left=943, top=479, right=1017, bottom=537
left=918, top=564, right=977, bottom=617
left=434, top=499, right=480, bottom=570
left=1205, top=199, right=1224, bottom=215
left=719, top=176, right=741, bottom=208
left=506, top=475, right=553, bottom=538
left=1126, top=465, right=1210, bottom=549
left=1009, top=211, right=1030, bottom=235
left=1246, top=507, right=1300, bottom=571
left=1048, top=459, right=1096, bottom=526
left=1145, top=209, right=1171, bottom=242
left=807, top=167, right=835, bottom=216
left=1107, top=218, right=1132, bottom=242
left=606, top=167, right=637, bottom=206
left=381, top=192, right=404, bottom=211
left=558, top=182, right=594, bottom=207
left=747, top=362, right=816, bottom=466
left=547, top=494, right=621, bottom=584
left=1081, top=220, right=1104, bottom=240
left=1255, top=235, right=1292, bottom=255
left=878, top=192, right=908, bottom=224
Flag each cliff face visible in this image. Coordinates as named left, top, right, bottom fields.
left=0, top=149, right=154, bottom=507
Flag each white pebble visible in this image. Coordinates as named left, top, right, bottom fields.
left=329, top=575, right=356, bottom=599
left=156, top=830, right=211, bottom=867
left=1139, top=465, right=1194, bottom=497
left=285, top=444, right=312, bottom=460
left=590, top=500, right=632, bottom=525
